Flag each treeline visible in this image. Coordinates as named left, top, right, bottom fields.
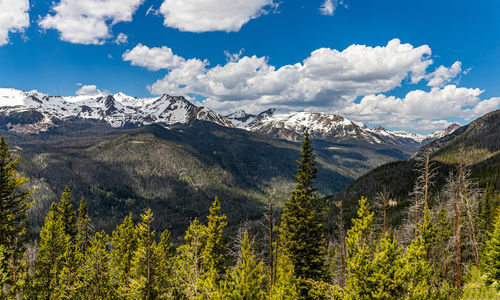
left=0, top=133, right=500, bottom=299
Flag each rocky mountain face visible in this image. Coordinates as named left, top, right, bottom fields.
left=0, top=88, right=232, bottom=134
left=225, top=108, right=461, bottom=148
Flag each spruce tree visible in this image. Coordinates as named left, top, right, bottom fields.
left=76, top=197, right=93, bottom=253
left=372, top=233, right=404, bottom=299
left=201, top=196, right=227, bottom=296
left=174, top=218, right=207, bottom=298
left=396, top=236, right=434, bottom=299
left=57, top=187, right=76, bottom=238
left=0, top=136, right=32, bottom=294
left=220, top=230, right=266, bottom=299
left=154, top=229, right=175, bottom=299
left=110, top=213, right=137, bottom=297
left=281, top=131, right=327, bottom=283
left=484, top=209, right=500, bottom=285
left=128, top=208, right=158, bottom=300
left=80, top=230, right=113, bottom=299
left=270, top=254, right=299, bottom=299
left=345, top=197, right=376, bottom=299
left=33, top=202, right=68, bottom=299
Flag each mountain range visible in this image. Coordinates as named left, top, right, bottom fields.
left=0, top=88, right=458, bottom=148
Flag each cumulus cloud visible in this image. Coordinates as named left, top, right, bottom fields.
left=132, top=39, right=432, bottom=113
left=122, top=44, right=185, bottom=71
left=159, top=0, right=276, bottom=32
left=114, top=33, right=128, bottom=45
left=39, top=0, right=144, bottom=45
left=0, top=0, right=30, bottom=46
left=341, top=85, right=500, bottom=130
left=426, top=61, right=464, bottom=87
left=75, top=84, right=106, bottom=96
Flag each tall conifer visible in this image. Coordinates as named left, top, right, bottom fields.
left=281, top=131, right=327, bottom=284
left=484, top=209, right=500, bottom=285
left=110, top=212, right=137, bottom=297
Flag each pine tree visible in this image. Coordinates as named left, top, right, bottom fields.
left=484, top=209, right=500, bottom=285
left=0, top=136, right=32, bottom=295
left=396, top=236, right=434, bottom=299
left=435, top=205, right=452, bottom=281
left=110, top=212, right=137, bottom=297
left=345, top=197, right=376, bottom=299
left=55, top=234, right=80, bottom=299
left=174, top=218, right=207, bottom=298
left=154, top=229, right=175, bottom=299
left=418, top=205, right=437, bottom=262
left=57, top=187, right=76, bottom=238
left=281, top=131, right=327, bottom=284
left=76, top=197, right=93, bottom=253
left=220, top=230, right=266, bottom=299
left=200, top=196, right=227, bottom=296
left=270, top=254, right=299, bottom=300
left=128, top=208, right=158, bottom=300
left=33, top=202, right=68, bottom=299
left=80, top=230, right=113, bottom=299
left=372, top=233, right=404, bottom=299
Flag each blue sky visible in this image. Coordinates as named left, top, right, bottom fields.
left=0, top=0, right=499, bottom=132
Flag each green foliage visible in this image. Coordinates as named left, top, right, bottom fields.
left=461, top=266, right=500, bottom=299
left=0, top=136, right=32, bottom=295
left=128, top=208, right=158, bottom=299
left=270, top=254, right=300, bottom=300
left=110, top=212, right=137, bottom=297
left=220, top=230, right=266, bottom=299
left=154, top=229, right=175, bottom=299
left=32, top=202, right=68, bottom=299
left=281, top=131, right=327, bottom=285
left=76, top=197, right=93, bottom=253
left=345, top=197, right=375, bottom=299
left=397, top=236, right=434, bottom=299
left=174, top=218, right=207, bottom=298
left=57, top=187, right=76, bottom=238
left=372, top=233, right=404, bottom=299
left=484, top=209, right=500, bottom=286
left=80, top=230, right=113, bottom=299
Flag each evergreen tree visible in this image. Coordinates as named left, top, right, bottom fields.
left=372, top=233, right=404, bottom=299
left=57, top=187, right=76, bottom=238
left=220, top=230, right=266, bottom=299
left=76, top=197, right=93, bottom=253
left=154, top=229, right=175, bottom=299
left=110, top=212, right=137, bottom=297
left=270, top=254, right=299, bottom=300
left=0, top=136, right=32, bottom=295
left=281, top=131, right=327, bottom=284
left=484, top=209, right=500, bottom=286
left=200, top=196, right=227, bottom=296
left=418, top=205, right=437, bottom=262
left=397, top=236, right=434, bottom=299
left=435, top=206, right=453, bottom=281
left=128, top=208, right=158, bottom=300
left=33, top=202, right=68, bottom=299
left=345, top=197, right=376, bottom=299
left=80, top=230, right=113, bottom=299
left=174, top=218, right=207, bottom=298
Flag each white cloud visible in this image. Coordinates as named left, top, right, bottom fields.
left=137, top=39, right=432, bottom=113
left=122, top=44, right=186, bottom=71
left=320, top=0, right=335, bottom=16
left=159, top=0, right=275, bottom=32
left=39, top=0, right=144, bottom=45
left=0, top=0, right=30, bottom=46
left=114, top=33, right=128, bottom=44
left=76, top=84, right=106, bottom=96
left=341, top=85, right=500, bottom=130
left=426, top=61, right=463, bottom=87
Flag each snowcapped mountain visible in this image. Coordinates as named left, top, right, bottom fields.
left=0, top=88, right=232, bottom=133
left=226, top=109, right=461, bottom=146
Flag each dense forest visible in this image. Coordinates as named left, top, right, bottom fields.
left=1, top=130, right=499, bottom=299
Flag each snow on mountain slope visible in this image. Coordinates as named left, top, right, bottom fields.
left=0, top=88, right=232, bottom=133
left=226, top=108, right=460, bottom=146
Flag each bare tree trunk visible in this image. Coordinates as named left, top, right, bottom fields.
left=425, top=154, right=429, bottom=208
left=456, top=163, right=463, bottom=289
left=339, top=203, right=346, bottom=288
